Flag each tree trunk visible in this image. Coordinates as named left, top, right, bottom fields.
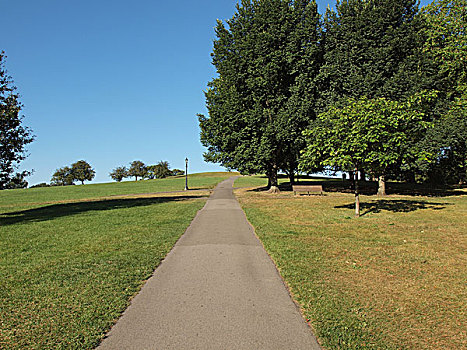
left=406, top=171, right=416, bottom=183
left=288, top=170, right=295, bottom=185
left=377, top=175, right=386, bottom=196
left=135, top=176, right=138, bottom=181
left=81, top=180, right=84, bottom=185
left=349, top=171, right=355, bottom=190
left=268, top=165, right=280, bottom=193
left=360, top=170, right=366, bottom=181
left=355, top=173, right=360, bottom=217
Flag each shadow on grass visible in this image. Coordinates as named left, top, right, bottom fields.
left=335, top=199, right=451, bottom=216
left=247, top=178, right=465, bottom=197
left=0, top=195, right=206, bottom=226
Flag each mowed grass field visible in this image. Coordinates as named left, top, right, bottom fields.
left=235, top=176, right=466, bottom=349
left=0, top=172, right=235, bottom=349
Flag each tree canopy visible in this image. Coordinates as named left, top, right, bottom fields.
left=199, top=0, right=322, bottom=190
left=109, top=166, right=128, bottom=182
left=0, top=52, right=34, bottom=190
left=50, top=160, right=95, bottom=186
left=128, top=160, right=147, bottom=181
left=153, top=161, right=171, bottom=179
left=317, top=0, right=424, bottom=109
left=418, top=0, right=467, bottom=184
left=71, top=160, right=95, bottom=185
left=51, top=166, right=74, bottom=186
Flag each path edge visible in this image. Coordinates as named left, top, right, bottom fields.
left=232, top=186, right=323, bottom=350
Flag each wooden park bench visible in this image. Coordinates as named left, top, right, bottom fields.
left=292, top=184, right=323, bottom=196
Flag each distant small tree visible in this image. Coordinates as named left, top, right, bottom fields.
left=144, top=165, right=157, bottom=179
left=71, top=160, right=95, bottom=185
left=128, top=160, right=146, bottom=181
left=171, top=169, right=185, bottom=176
left=109, top=166, right=128, bottom=182
left=51, top=166, right=74, bottom=186
left=154, top=161, right=171, bottom=179
left=30, top=182, right=49, bottom=188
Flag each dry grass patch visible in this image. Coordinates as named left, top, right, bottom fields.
left=236, top=186, right=466, bottom=349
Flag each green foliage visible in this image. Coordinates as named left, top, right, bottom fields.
left=0, top=52, right=35, bottom=189
left=51, top=160, right=95, bottom=186
left=127, top=160, right=147, bottom=181
left=301, top=93, right=436, bottom=175
left=153, top=161, right=172, bottom=179
left=71, top=160, right=95, bottom=185
left=418, top=0, right=467, bottom=184
left=171, top=169, right=185, bottom=176
left=418, top=94, right=467, bottom=183
left=51, top=166, right=74, bottom=186
left=109, top=166, right=128, bottom=182
left=422, top=0, right=467, bottom=98
left=29, top=182, right=50, bottom=188
left=199, top=0, right=322, bottom=187
left=300, top=92, right=437, bottom=214
left=317, top=0, right=424, bottom=109
left=4, top=171, right=30, bottom=189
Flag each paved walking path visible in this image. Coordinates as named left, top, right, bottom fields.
left=98, top=177, right=321, bottom=349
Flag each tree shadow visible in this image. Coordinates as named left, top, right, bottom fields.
left=0, top=195, right=206, bottom=226
left=249, top=178, right=465, bottom=197
left=334, top=199, right=451, bottom=216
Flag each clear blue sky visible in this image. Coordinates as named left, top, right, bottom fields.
left=1, top=0, right=431, bottom=185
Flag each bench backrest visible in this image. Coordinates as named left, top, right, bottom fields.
left=292, top=185, right=323, bottom=191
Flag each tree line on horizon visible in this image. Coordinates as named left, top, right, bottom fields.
left=109, top=160, right=184, bottom=182
left=26, top=160, right=184, bottom=188
left=199, top=0, right=466, bottom=202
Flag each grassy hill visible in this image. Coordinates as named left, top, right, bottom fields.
left=0, top=172, right=236, bottom=349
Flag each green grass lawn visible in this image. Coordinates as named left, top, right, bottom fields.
left=1, top=172, right=236, bottom=210
left=0, top=172, right=235, bottom=349
left=235, top=177, right=466, bottom=350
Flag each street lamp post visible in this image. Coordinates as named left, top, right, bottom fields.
left=184, top=157, right=189, bottom=191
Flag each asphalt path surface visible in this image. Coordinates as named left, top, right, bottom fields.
left=98, top=177, right=321, bottom=349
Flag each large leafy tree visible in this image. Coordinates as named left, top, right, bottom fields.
left=71, top=160, right=95, bottom=185
left=0, top=52, right=34, bottom=189
left=419, top=0, right=467, bottom=184
left=199, top=0, right=322, bottom=191
left=300, top=93, right=436, bottom=216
